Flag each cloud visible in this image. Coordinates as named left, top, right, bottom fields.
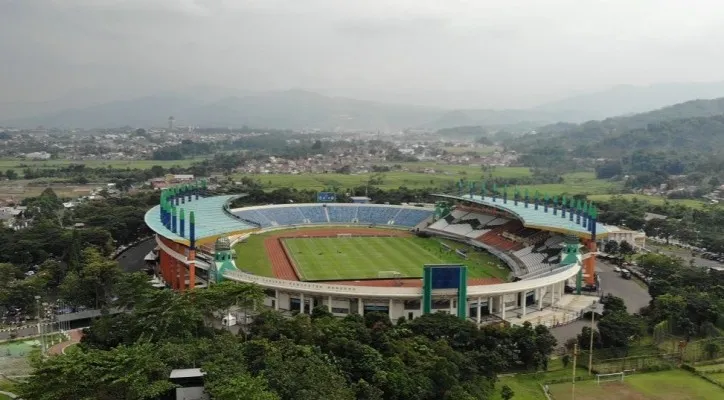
left=2, top=0, right=724, bottom=108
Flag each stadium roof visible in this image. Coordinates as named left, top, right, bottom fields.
left=144, top=195, right=258, bottom=245
left=433, top=193, right=609, bottom=239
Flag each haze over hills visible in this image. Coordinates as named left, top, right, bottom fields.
left=512, top=97, right=724, bottom=157
left=5, top=82, right=724, bottom=131
left=534, top=81, right=724, bottom=121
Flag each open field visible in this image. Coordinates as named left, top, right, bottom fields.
left=233, top=227, right=509, bottom=281
left=441, top=146, right=501, bottom=155
left=587, top=193, right=715, bottom=209
left=547, top=370, right=724, bottom=400
left=0, top=157, right=206, bottom=170
left=0, top=182, right=95, bottom=200
left=282, top=236, right=443, bottom=281
left=240, top=168, right=622, bottom=196
left=241, top=165, right=533, bottom=190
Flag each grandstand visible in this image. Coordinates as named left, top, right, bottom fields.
left=233, top=204, right=433, bottom=228
left=424, top=203, right=586, bottom=281
left=145, top=182, right=603, bottom=326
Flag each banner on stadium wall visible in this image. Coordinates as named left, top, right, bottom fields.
left=422, top=264, right=468, bottom=320
left=317, top=192, right=336, bottom=203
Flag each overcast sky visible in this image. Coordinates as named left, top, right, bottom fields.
left=3, top=0, right=724, bottom=108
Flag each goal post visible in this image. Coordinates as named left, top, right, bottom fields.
left=377, top=271, right=402, bottom=279
left=337, top=233, right=353, bottom=238
left=596, top=372, right=625, bottom=384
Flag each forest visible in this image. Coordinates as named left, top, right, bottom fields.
left=18, top=280, right=557, bottom=400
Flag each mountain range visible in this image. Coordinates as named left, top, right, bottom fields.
left=5, top=82, right=724, bottom=130
left=511, top=97, right=724, bottom=157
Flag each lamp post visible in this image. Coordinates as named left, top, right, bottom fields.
left=588, top=304, right=596, bottom=375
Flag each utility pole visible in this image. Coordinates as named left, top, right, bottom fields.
left=588, top=308, right=595, bottom=375
left=572, top=343, right=578, bottom=400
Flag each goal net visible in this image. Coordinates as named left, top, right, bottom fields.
left=596, top=371, right=626, bottom=384
left=378, top=271, right=402, bottom=279
left=337, top=233, right=353, bottom=238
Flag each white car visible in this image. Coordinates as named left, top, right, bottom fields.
left=613, top=266, right=621, bottom=273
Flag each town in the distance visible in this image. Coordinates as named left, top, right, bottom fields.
left=3, top=2, right=724, bottom=399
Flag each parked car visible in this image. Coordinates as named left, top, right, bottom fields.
left=613, top=266, right=621, bottom=273
left=621, top=269, right=632, bottom=279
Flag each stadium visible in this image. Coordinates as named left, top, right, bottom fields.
left=144, top=181, right=610, bottom=326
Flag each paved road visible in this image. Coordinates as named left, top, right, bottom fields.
left=48, top=329, right=83, bottom=355
left=597, top=260, right=651, bottom=314
left=647, top=242, right=723, bottom=269
left=0, top=325, right=41, bottom=341
left=116, top=238, right=155, bottom=273
left=550, top=259, right=651, bottom=344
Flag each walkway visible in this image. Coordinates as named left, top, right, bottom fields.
left=47, top=329, right=83, bottom=356
left=0, top=390, right=18, bottom=399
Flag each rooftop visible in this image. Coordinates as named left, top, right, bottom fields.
left=434, top=193, right=609, bottom=239
left=144, top=195, right=257, bottom=245
left=169, top=368, right=205, bottom=379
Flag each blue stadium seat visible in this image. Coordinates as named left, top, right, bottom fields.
left=298, top=205, right=328, bottom=223
left=393, top=208, right=433, bottom=227
left=327, top=205, right=357, bottom=223
left=258, top=207, right=306, bottom=225
left=357, top=206, right=398, bottom=225
left=233, top=209, right=273, bottom=227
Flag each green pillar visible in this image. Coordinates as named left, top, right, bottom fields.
left=423, top=267, right=432, bottom=314
left=456, top=266, right=468, bottom=320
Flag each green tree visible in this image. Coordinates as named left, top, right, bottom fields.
left=704, top=342, right=721, bottom=360
left=501, top=384, right=515, bottom=400
left=597, top=311, right=641, bottom=350
left=603, top=240, right=619, bottom=254
left=619, top=240, right=634, bottom=255
left=19, top=342, right=175, bottom=400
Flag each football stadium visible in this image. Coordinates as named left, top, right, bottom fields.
left=144, top=180, right=610, bottom=325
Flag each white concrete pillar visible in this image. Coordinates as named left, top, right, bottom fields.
left=389, top=299, right=394, bottom=319
left=488, top=297, right=493, bottom=313
left=551, top=284, right=556, bottom=305
left=500, top=295, right=506, bottom=320
left=300, top=293, right=305, bottom=313
left=358, top=297, right=363, bottom=315
left=328, top=295, right=333, bottom=312
left=476, top=296, right=482, bottom=324
left=522, top=292, right=527, bottom=317
left=538, top=287, right=543, bottom=310
left=274, top=290, right=279, bottom=310
left=449, top=298, right=455, bottom=315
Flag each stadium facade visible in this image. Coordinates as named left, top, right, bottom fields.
left=145, top=181, right=610, bottom=325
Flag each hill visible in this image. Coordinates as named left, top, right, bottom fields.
left=7, top=82, right=724, bottom=131
left=513, top=97, right=724, bottom=154
left=535, top=82, right=724, bottom=120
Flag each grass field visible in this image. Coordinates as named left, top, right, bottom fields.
left=547, top=370, right=724, bottom=400
left=233, top=228, right=509, bottom=281
left=0, top=157, right=207, bottom=170
left=239, top=167, right=623, bottom=196
left=282, top=236, right=443, bottom=280
left=587, top=193, right=716, bottom=209
left=283, top=235, right=510, bottom=281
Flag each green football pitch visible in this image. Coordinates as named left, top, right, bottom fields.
left=279, top=235, right=508, bottom=281
left=281, top=236, right=444, bottom=281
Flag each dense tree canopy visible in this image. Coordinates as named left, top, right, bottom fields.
left=20, top=278, right=558, bottom=400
